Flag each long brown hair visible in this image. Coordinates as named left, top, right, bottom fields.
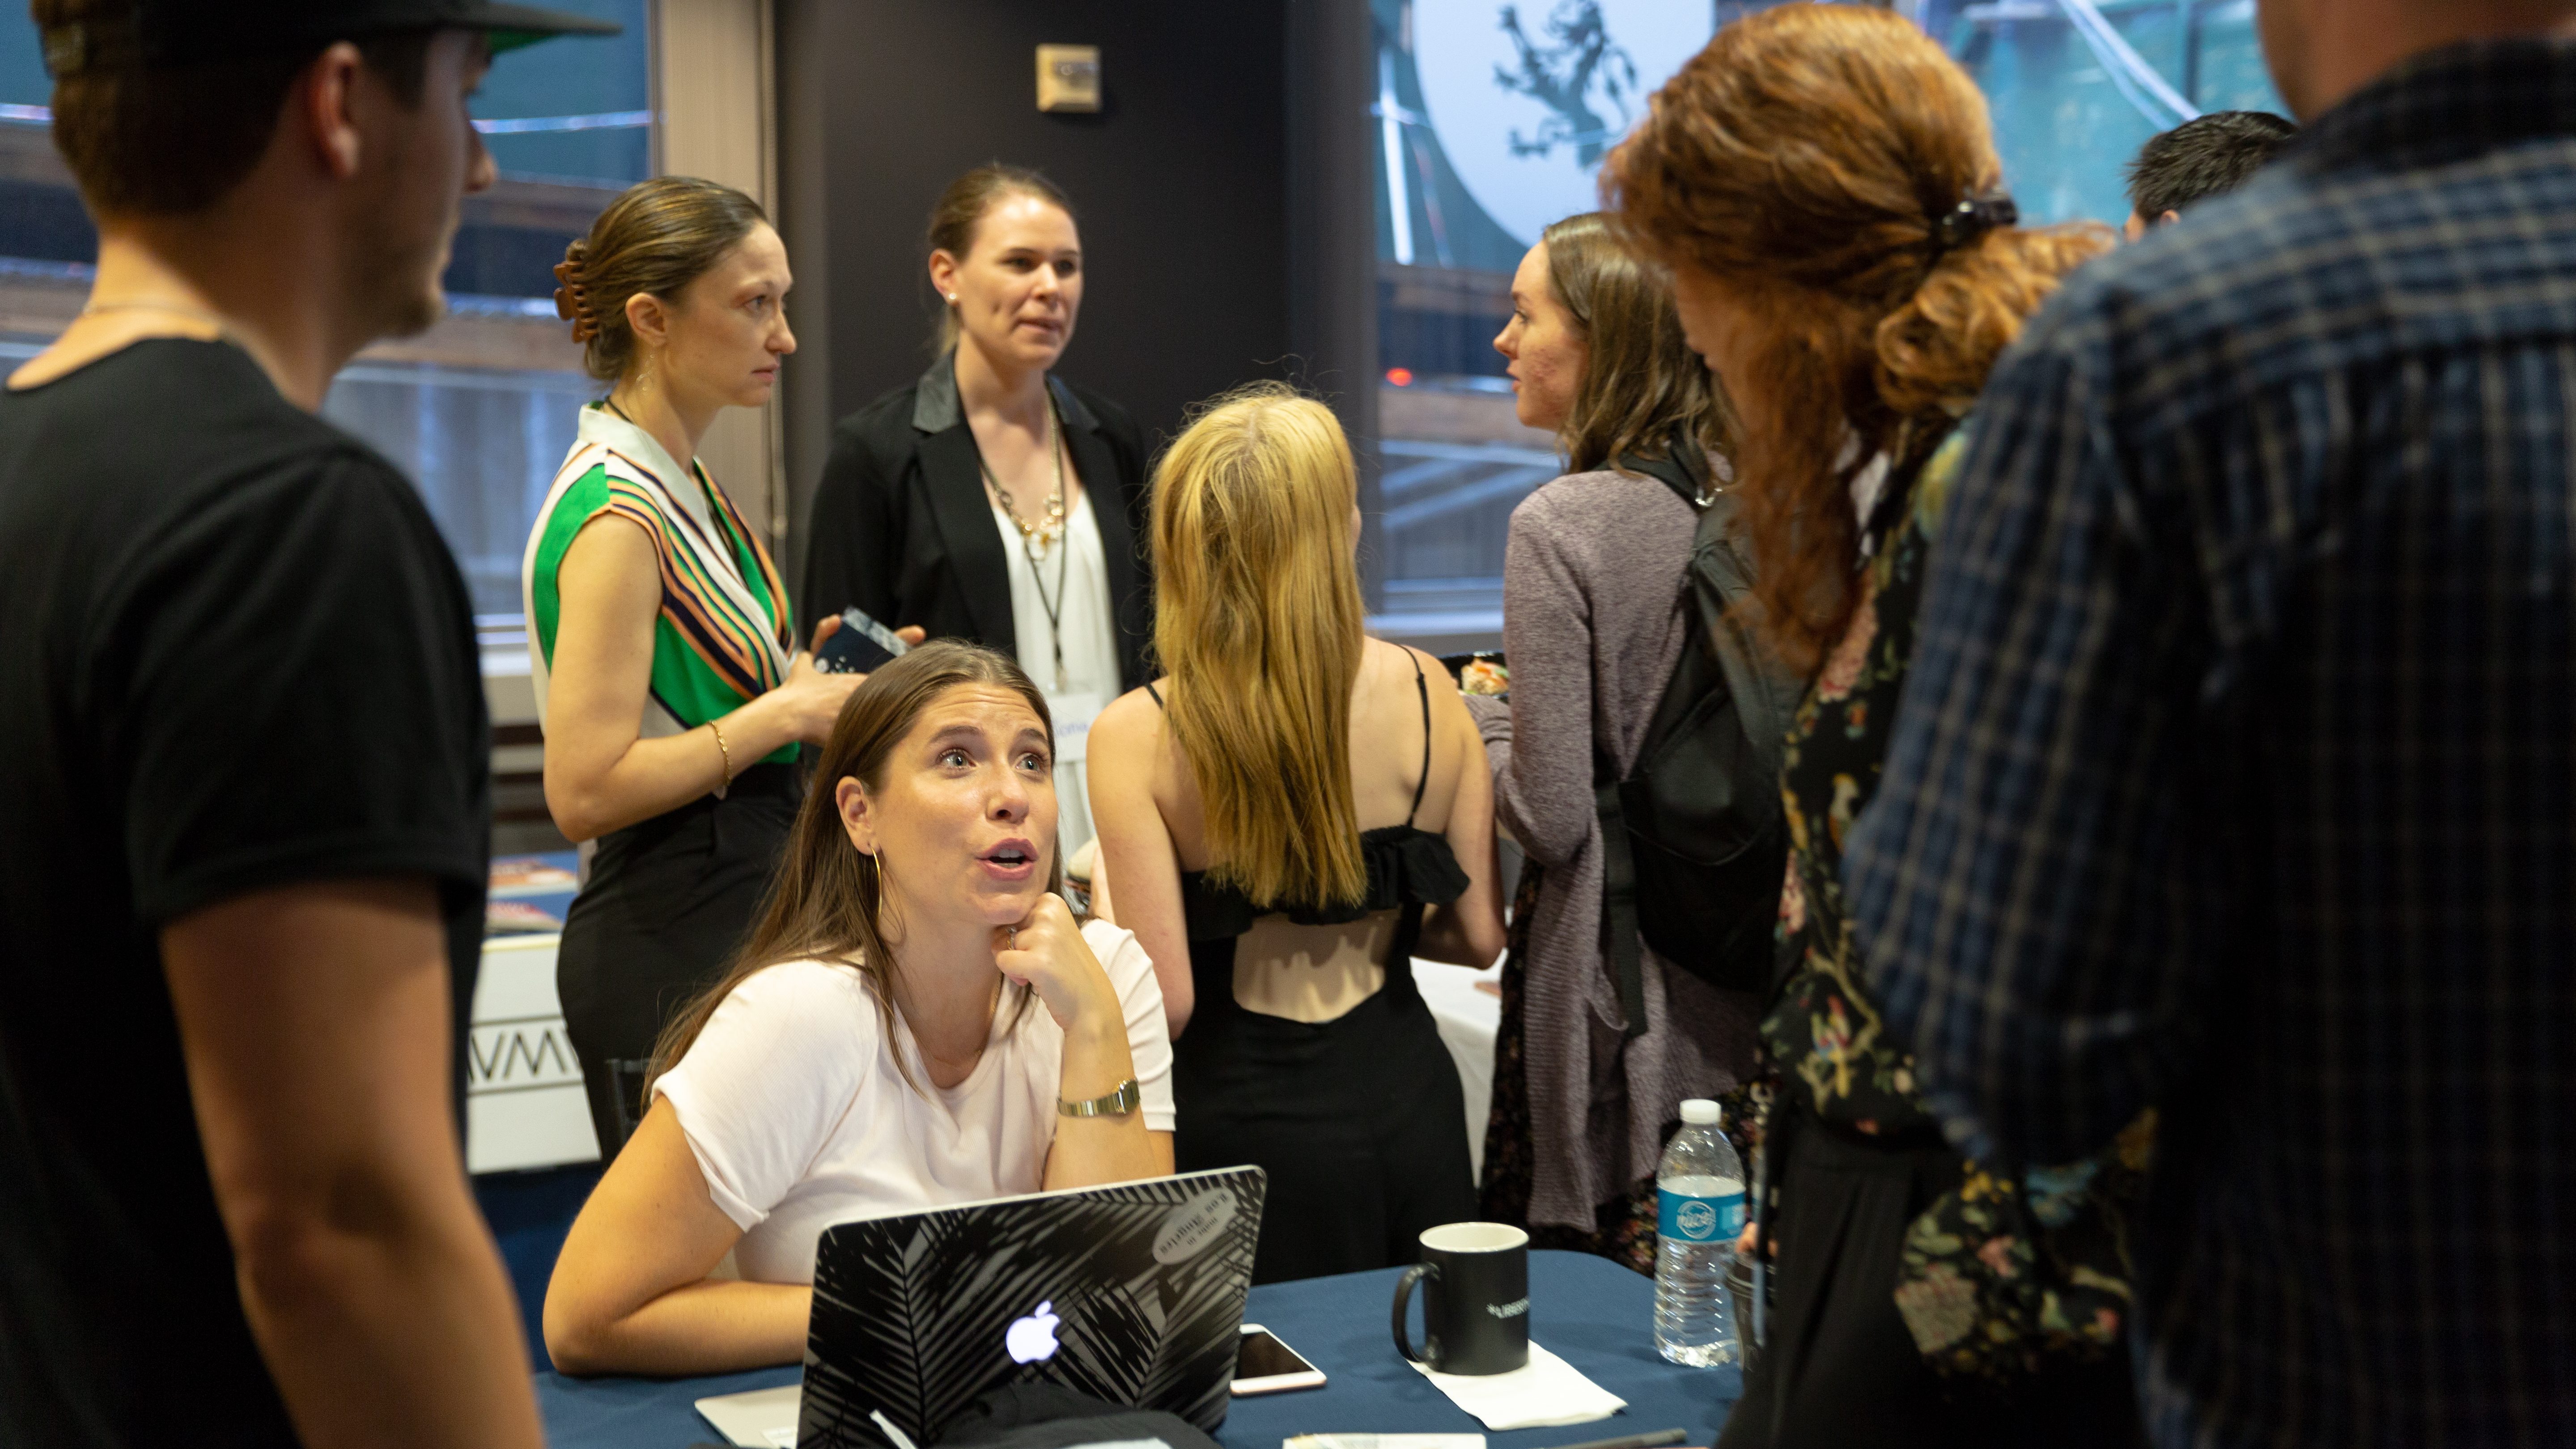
left=926, top=163, right=1078, bottom=353
left=1541, top=212, right=1732, bottom=475
left=555, top=176, right=769, bottom=382
left=1150, top=383, right=1370, bottom=910
left=646, top=642, right=1055, bottom=1097
left=1603, top=4, right=2112, bottom=671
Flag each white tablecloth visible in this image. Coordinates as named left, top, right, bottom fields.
left=1415, top=956, right=1505, bottom=1181
left=470, top=936, right=1509, bottom=1181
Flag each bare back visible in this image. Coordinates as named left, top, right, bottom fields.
left=1089, top=637, right=1504, bottom=1030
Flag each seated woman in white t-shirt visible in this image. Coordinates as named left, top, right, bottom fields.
left=543, top=641, right=1176, bottom=1377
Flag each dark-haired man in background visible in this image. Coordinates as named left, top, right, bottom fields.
left=0, top=4, right=611, bottom=1448
left=2122, top=108, right=2298, bottom=239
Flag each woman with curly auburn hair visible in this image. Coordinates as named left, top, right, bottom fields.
left=1604, top=7, right=2138, bottom=1445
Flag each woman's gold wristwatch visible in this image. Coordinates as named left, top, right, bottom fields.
left=1057, top=1078, right=1140, bottom=1118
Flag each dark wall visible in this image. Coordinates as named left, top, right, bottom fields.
left=777, top=0, right=1308, bottom=572
left=1285, top=0, right=1385, bottom=603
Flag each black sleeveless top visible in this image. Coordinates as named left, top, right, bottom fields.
left=1154, top=656, right=1483, bottom=1285
left=1146, top=653, right=1470, bottom=946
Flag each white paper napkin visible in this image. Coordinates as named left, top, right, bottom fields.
left=1287, top=1436, right=1485, bottom=1449
left=1403, top=1342, right=1628, bottom=1430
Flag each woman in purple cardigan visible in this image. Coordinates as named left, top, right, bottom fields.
left=1473, top=212, right=1766, bottom=1265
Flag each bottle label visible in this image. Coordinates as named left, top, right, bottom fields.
left=1658, top=1186, right=1747, bottom=1244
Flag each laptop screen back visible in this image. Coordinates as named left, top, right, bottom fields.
left=798, top=1168, right=1266, bottom=1449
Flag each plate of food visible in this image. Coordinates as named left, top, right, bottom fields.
left=1440, top=651, right=1508, bottom=699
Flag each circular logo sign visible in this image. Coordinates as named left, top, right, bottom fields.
left=1411, top=0, right=1717, bottom=246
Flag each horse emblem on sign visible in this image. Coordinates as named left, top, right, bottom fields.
left=1494, top=0, right=1640, bottom=168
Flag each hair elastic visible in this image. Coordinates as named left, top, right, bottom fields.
left=1930, top=191, right=2020, bottom=255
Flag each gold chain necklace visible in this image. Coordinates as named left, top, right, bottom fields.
left=978, top=394, right=1076, bottom=689
left=978, top=394, right=1069, bottom=557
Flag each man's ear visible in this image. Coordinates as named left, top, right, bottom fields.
left=837, top=777, right=877, bottom=857
left=2158, top=208, right=2182, bottom=228
left=298, top=42, right=369, bottom=181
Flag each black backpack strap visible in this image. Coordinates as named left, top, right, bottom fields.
left=1693, top=490, right=1793, bottom=791
left=1596, top=442, right=1710, bottom=1042
left=1618, top=444, right=1709, bottom=510
left=1594, top=746, right=1650, bottom=1041
left=1634, top=449, right=1766, bottom=739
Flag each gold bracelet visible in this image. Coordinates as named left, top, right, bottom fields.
left=709, top=719, right=734, bottom=799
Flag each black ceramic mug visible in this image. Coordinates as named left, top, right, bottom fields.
left=1390, top=1221, right=1530, bottom=1375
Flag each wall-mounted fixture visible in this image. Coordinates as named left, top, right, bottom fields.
left=1036, top=44, right=1101, bottom=113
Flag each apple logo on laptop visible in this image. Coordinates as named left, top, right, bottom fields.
left=1006, top=1300, right=1061, bottom=1364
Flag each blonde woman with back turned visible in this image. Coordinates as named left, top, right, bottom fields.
left=1088, top=384, right=1508, bottom=1284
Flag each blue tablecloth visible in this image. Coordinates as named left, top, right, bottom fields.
left=534, top=1250, right=1737, bottom=1449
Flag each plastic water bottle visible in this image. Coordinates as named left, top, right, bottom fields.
left=1655, top=1098, right=1745, bottom=1366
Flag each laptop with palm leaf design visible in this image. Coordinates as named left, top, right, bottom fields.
left=796, top=1167, right=1268, bottom=1449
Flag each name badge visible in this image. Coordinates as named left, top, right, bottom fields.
left=1046, top=691, right=1105, bottom=765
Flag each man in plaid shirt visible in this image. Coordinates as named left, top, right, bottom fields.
left=1847, top=2, right=2576, bottom=1445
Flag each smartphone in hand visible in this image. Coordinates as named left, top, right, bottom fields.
left=815, top=607, right=912, bottom=675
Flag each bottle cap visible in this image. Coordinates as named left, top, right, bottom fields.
left=1679, top=1098, right=1721, bottom=1126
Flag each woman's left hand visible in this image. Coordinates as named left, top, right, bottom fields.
left=1006, top=894, right=1171, bottom=1191
left=994, top=894, right=1121, bottom=1038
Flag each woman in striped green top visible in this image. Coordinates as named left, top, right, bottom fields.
left=523, top=177, right=905, bottom=1159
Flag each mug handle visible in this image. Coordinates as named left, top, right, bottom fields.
left=1391, top=1261, right=1440, bottom=1364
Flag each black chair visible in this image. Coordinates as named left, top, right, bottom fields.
left=601, top=1057, right=654, bottom=1159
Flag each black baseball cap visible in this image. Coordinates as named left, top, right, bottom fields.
left=42, top=0, right=623, bottom=78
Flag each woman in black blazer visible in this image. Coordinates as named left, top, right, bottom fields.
left=801, top=166, right=1150, bottom=853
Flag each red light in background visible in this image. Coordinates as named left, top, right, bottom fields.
left=1385, top=367, right=1414, bottom=387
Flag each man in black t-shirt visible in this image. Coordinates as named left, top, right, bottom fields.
left=0, top=4, right=614, bottom=1448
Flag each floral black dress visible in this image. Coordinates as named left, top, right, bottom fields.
left=1722, top=426, right=2146, bottom=1447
